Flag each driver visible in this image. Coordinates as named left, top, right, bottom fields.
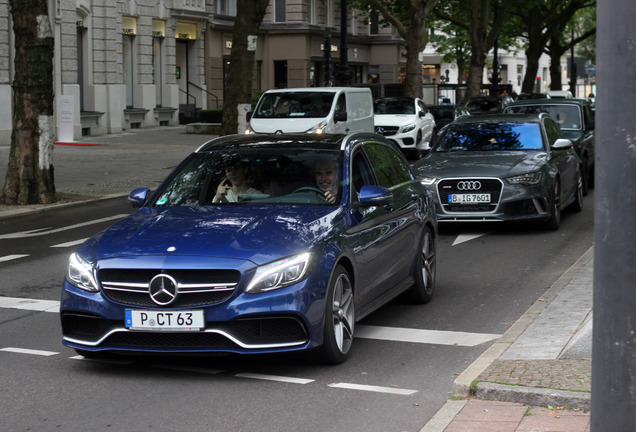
left=314, top=159, right=339, bottom=204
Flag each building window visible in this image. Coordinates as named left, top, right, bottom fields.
left=369, top=10, right=379, bottom=35
left=274, top=60, right=288, bottom=88
left=327, top=0, right=334, bottom=27
left=216, top=0, right=237, bottom=16
left=308, top=0, right=316, bottom=24
left=275, top=0, right=286, bottom=23
left=122, top=17, right=137, bottom=108
left=76, top=19, right=87, bottom=111
left=152, top=20, right=165, bottom=107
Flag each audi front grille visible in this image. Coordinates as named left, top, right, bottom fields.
left=437, top=178, right=504, bottom=213
left=98, top=268, right=241, bottom=308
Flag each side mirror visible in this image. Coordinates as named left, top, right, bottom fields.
left=552, top=138, right=573, bottom=150
left=128, top=187, right=150, bottom=208
left=358, top=185, right=393, bottom=207
left=246, top=111, right=253, bottom=121
left=334, top=111, right=348, bottom=123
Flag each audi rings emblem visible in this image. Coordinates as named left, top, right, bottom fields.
left=149, top=274, right=178, bottom=306
left=457, top=180, right=482, bottom=191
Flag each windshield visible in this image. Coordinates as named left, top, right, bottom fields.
left=505, top=105, right=582, bottom=130
left=374, top=98, right=415, bottom=114
left=151, top=149, right=343, bottom=207
left=433, top=122, right=544, bottom=152
left=253, top=92, right=335, bottom=119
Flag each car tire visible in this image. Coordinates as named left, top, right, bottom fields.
left=317, top=265, right=355, bottom=364
left=581, top=157, right=589, bottom=196
left=405, top=226, right=436, bottom=304
left=569, top=167, right=584, bottom=212
left=545, top=179, right=561, bottom=230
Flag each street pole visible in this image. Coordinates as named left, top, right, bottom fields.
left=323, top=28, right=332, bottom=87
left=569, top=27, right=576, bottom=96
left=336, top=0, right=351, bottom=86
left=592, top=1, right=636, bottom=430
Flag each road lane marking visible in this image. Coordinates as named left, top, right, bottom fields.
left=1, top=347, right=58, bottom=356
left=236, top=373, right=315, bottom=385
left=453, top=232, right=489, bottom=246
left=328, top=383, right=418, bottom=395
left=0, top=214, right=128, bottom=240
left=355, top=325, right=499, bottom=347
left=0, top=297, right=499, bottom=347
left=0, top=254, right=29, bottom=263
left=51, top=238, right=89, bottom=248
left=0, top=296, right=59, bottom=313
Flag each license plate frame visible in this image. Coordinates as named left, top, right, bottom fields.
left=448, top=193, right=491, bottom=204
left=125, top=309, right=205, bottom=331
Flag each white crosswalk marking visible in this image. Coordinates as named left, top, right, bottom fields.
left=1, top=347, right=59, bottom=356
left=355, top=325, right=499, bottom=347
left=51, top=238, right=89, bottom=248
left=0, top=214, right=127, bottom=240
left=0, top=296, right=59, bottom=312
left=0, top=254, right=29, bottom=263
left=328, top=383, right=418, bottom=395
left=236, top=373, right=315, bottom=384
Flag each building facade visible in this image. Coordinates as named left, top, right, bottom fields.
left=0, top=0, right=562, bottom=144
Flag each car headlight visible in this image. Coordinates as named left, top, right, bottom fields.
left=401, top=123, right=416, bottom=133
left=506, top=172, right=543, bottom=185
left=305, top=120, right=328, bottom=134
left=419, top=177, right=437, bottom=186
left=244, top=126, right=255, bottom=134
left=67, top=252, right=99, bottom=292
left=245, top=253, right=314, bottom=294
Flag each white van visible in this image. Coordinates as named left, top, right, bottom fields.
left=246, top=87, right=374, bottom=134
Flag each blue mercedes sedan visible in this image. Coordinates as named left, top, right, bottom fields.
left=60, top=132, right=437, bottom=364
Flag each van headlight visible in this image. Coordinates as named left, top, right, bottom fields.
left=67, top=252, right=99, bottom=292
left=306, top=120, right=328, bottom=134
left=245, top=253, right=314, bottom=294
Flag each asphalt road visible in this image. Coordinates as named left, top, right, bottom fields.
left=0, top=190, right=594, bottom=431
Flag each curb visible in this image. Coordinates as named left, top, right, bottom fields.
left=451, top=245, right=593, bottom=397
left=475, top=382, right=591, bottom=411
left=0, top=194, right=127, bottom=220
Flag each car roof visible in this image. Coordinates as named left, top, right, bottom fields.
left=506, top=98, right=590, bottom=107
left=196, top=133, right=347, bottom=153
left=452, top=113, right=545, bottom=124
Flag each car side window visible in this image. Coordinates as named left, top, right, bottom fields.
left=418, top=100, right=426, bottom=114
left=335, top=94, right=346, bottom=115
left=543, top=117, right=562, bottom=146
left=351, top=151, right=376, bottom=197
left=363, top=143, right=411, bottom=188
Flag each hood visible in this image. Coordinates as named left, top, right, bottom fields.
left=561, top=130, right=583, bottom=142
left=413, top=151, right=547, bottom=179
left=78, top=206, right=341, bottom=266
left=374, top=114, right=417, bottom=127
left=249, top=117, right=329, bottom=134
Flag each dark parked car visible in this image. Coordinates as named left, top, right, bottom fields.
left=61, top=133, right=438, bottom=364
left=413, top=114, right=584, bottom=230
left=516, top=93, right=551, bottom=101
left=504, top=98, right=595, bottom=194
left=463, top=94, right=515, bottom=115
left=428, top=104, right=470, bottom=136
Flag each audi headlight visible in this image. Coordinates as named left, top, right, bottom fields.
left=306, top=120, right=328, bottom=134
left=67, top=252, right=99, bottom=292
left=419, top=177, right=437, bottom=186
left=401, top=123, right=416, bottom=133
left=506, top=172, right=543, bottom=185
left=245, top=253, right=314, bottom=294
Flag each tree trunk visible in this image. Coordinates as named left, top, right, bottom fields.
left=403, top=10, right=425, bottom=98
left=521, top=45, right=543, bottom=93
left=219, top=0, right=269, bottom=136
left=464, top=49, right=486, bottom=101
left=1, top=0, right=56, bottom=205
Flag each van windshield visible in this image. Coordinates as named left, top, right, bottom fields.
left=253, top=92, right=335, bottom=119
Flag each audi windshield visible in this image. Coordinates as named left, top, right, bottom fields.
left=432, top=122, right=544, bottom=152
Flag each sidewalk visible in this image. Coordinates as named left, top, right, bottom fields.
left=422, top=247, right=593, bottom=432
left=1, top=126, right=594, bottom=431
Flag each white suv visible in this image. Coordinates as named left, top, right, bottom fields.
left=373, top=97, right=436, bottom=159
